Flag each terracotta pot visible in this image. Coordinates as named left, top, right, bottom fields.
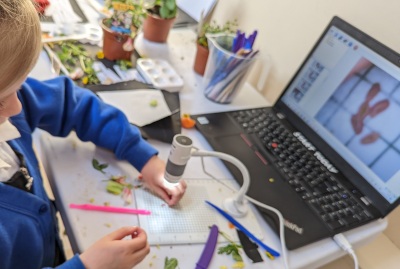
left=100, top=19, right=134, bottom=61
left=142, top=13, right=175, bottom=43
left=193, top=43, right=209, bottom=76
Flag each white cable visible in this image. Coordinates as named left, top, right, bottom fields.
left=192, top=149, right=250, bottom=206
left=198, top=156, right=290, bottom=269
left=192, top=149, right=251, bottom=217
left=333, top=233, right=359, bottom=269
left=246, top=195, right=290, bottom=269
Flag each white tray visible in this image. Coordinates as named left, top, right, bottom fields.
left=136, top=58, right=184, bottom=92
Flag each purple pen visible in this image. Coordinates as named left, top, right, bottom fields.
left=249, top=30, right=258, bottom=48
left=195, top=225, right=219, bottom=269
left=232, top=30, right=245, bottom=53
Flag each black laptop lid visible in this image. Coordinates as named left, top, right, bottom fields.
left=274, top=16, right=400, bottom=216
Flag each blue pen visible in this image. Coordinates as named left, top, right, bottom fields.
left=248, top=30, right=258, bottom=48
left=232, top=30, right=245, bottom=53
left=205, top=200, right=280, bottom=257
left=232, top=30, right=240, bottom=53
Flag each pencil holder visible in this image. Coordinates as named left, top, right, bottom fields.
left=203, top=33, right=258, bottom=104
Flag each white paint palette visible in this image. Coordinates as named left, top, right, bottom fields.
left=41, top=23, right=102, bottom=44
left=135, top=178, right=264, bottom=245
left=136, top=58, right=184, bottom=92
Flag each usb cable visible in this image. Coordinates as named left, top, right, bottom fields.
left=333, top=233, right=359, bottom=269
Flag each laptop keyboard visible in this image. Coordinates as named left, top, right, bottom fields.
left=230, top=108, right=373, bottom=231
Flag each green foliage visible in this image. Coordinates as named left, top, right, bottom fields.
left=53, top=41, right=100, bottom=85
left=216, top=228, right=243, bottom=262
left=164, top=257, right=178, bottom=269
left=197, top=20, right=238, bottom=48
left=106, top=176, right=132, bottom=195
left=106, top=180, right=125, bottom=195
left=80, top=56, right=100, bottom=85
left=218, top=243, right=243, bottom=262
left=116, top=59, right=133, bottom=70
left=148, top=0, right=177, bottom=19
left=92, top=158, right=109, bottom=174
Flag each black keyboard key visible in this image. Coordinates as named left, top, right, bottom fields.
left=327, top=219, right=345, bottom=230
left=342, top=215, right=359, bottom=226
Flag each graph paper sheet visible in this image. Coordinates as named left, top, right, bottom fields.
left=135, top=178, right=264, bottom=245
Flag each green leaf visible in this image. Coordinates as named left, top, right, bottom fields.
left=164, top=257, right=178, bottom=269
left=197, top=19, right=238, bottom=46
left=218, top=243, right=243, bottom=262
left=159, top=5, right=169, bottom=18
left=232, top=252, right=243, bottom=262
left=165, top=0, right=176, bottom=10
left=92, top=158, right=109, bottom=174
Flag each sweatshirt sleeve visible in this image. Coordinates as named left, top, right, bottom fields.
left=18, top=76, right=158, bottom=171
left=42, top=254, right=85, bottom=269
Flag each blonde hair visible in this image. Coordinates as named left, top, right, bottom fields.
left=0, top=0, right=42, bottom=92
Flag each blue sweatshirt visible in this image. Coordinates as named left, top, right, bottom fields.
left=0, top=76, right=158, bottom=269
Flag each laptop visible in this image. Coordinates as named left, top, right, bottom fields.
left=192, top=16, right=400, bottom=250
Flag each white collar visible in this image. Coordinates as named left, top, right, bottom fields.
left=0, top=120, right=21, bottom=142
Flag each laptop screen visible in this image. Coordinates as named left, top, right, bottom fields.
left=280, top=21, right=400, bottom=204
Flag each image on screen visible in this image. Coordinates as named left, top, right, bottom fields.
left=315, top=57, right=400, bottom=183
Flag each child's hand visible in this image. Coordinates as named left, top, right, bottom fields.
left=79, top=226, right=149, bottom=269
left=140, top=155, right=187, bottom=206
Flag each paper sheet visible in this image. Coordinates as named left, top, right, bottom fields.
left=46, top=0, right=84, bottom=24
left=176, top=0, right=218, bottom=22
left=97, top=89, right=172, bottom=127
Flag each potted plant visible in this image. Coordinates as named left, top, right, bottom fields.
left=193, top=20, right=238, bottom=76
left=142, top=0, right=177, bottom=43
left=101, top=0, right=146, bottom=60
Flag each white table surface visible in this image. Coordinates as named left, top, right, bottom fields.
left=35, top=128, right=387, bottom=269
left=31, top=13, right=388, bottom=269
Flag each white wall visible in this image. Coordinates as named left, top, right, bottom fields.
left=210, top=0, right=400, bottom=104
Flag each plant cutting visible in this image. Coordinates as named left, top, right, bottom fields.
left=193, top=20, right=238, bottom=76
left=46, top=41, right=100, bottom=85
left=101, top=0, right=146, bottom=60
left=142, top=0, right=177, bottom=43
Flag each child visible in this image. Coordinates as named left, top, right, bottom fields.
left=0, top=1, right=187, bottom=268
